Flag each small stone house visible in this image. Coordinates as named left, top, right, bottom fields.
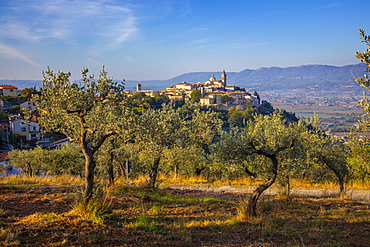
left=0, top=85, right=18, bottom=97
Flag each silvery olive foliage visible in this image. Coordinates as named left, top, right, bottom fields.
left=133, top=106, right=222, bottom=188
left=32, top=66, right=127, bottom=200
left=356, top=29, right=370, bottom=126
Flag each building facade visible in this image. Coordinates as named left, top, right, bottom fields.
left=20, top=100, right=37, bottom=111
left=0, top=85, right=18, bottom=97
left=8, top=116, right=42, bottom=141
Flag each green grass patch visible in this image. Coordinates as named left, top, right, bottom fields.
left=68, top=196, right=111, bottom=224
left=0, top=185, right=19, bottom=190
left=39, top=213, right=62, bottom=222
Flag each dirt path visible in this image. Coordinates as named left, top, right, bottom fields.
left=162, top=184, right=370, bottom=200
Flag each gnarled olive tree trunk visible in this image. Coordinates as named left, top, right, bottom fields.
left=247, top=138, right=296, bottom=217
left=107, top=152, right=115, bottom=186
left=247, top=155, right=278, bottom=217
left=149, top=156, right=161, bottom=189
left=319, top=155, right=346, bottom=197
left=81, top=145, right=96, bottom=201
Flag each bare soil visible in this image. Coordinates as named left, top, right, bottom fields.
left=1, top=183, right=370, bottom=246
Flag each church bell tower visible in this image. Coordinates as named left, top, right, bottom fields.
left=221, top=70, right=226, bottom=87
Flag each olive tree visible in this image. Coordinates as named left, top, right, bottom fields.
left=133, top=105, right=182, bottom=188
left=355, top=30, right=370, bottom=95
left=211, top=127, right=255, bottom=178
left=355, top=29, right=370, bottom=125
left=7, top=149, right=35, bottom=176
left=7, top=144, right=84, bottom=177
left=304, top=132, right=349, bottom=196
left=135, top=106, right=222, bottom=189
left=95, top=135, right=138, bottom=186
left=345, top=29, right=370, bottom=183
left=212, top=112, right=306, bottom=217
left=48, top=144, right=85, bottom=176
left=162, top=146, right=209, bottom=178
left=33, top=66, right=126, bottom=201
left=347, top=137, right=370, bottom=182
left=243, top=113, right=307, bottom=216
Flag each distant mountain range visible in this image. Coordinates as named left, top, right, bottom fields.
left=230, top=63, right=367, bottom=92
left=0, top=63, right=367, bottom=92
left=123, top=63, right=367, bottom=92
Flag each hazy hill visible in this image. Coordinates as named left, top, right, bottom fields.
left=165, top=72, right=239, bottom=85
left=225, top=69, right=254, bottom=84
left=1, top=63, right=367, bottom=92
left=0, top=80, right=42, bottom=90
left=227, top=63, right=366, bottom=91
left=127, top=63, right=366, bottom=92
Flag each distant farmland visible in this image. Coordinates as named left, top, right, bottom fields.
left=270, top=101, right=363, bottom=119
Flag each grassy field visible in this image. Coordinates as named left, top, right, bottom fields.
left=0, top=176, right=369, bottom=246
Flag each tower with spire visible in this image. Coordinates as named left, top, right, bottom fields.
left=221, top=70, right=227, bottom=87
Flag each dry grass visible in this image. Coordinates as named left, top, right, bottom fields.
left=68, top=197, right=111, bottom=224
left=16, top=212, right=63, bottom=225
left=0, top=174, right=84, bottom=187
left=0, top=227, right=19, bottom=246
left=348, top=180, right=370, bottom=190
left=1, top=175, right=370, bottom=246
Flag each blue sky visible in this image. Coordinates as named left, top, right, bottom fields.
left=0, top=0, right=370, bottom=81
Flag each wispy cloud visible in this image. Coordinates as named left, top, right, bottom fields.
left=0, top=43, right=40, bottom=66
left=186, top=39, right=211, bottom=46
left=307, top=2, right=344, bottom=12
left=0, top=0, right=138, bottom=48
left=228, top=42, right=270, bottom=50
left=88, top=58, right=103, bottom=66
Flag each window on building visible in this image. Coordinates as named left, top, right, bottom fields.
left=21, top=127, right=26, bottom=132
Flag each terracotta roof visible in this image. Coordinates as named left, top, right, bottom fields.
left=49, top=137, right=70, bottom=148
left=0, top=85, right=18, bottom=89
left=51, top=137, right=69, bottom=145
left=0, top=151, right=10, bottom=162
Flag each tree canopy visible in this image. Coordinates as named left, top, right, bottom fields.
left=33, top=66, right=127, bottom=200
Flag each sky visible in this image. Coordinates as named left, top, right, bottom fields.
left=1, top=0, right=370, bottom=81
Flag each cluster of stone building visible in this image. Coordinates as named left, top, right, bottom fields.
left=0, top=72, right=260, bottom=144
left=6, top=101, right=41, bottom=142
left=0, top=84, right=41, bottom=143
left=133, top=71, right=260, bottom=109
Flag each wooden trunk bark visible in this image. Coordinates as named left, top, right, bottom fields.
left=26, top=163, right=33, bottom=177
left=82, top=148, right=96, bottom=202
left=195, top=167, right=205, bottom=176
left=149, top=157, right=161, bottom=189
left=321, top=157, right=346, bottom=196
left=331, top=167, right=345, bottom=196
left=247, top=156, right=278, bottom=217
left=108, top=152, right=115, bottom=186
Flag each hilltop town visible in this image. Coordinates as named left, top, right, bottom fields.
left=0, top=71, right=262, bottom=155
left=129, top=71, right=260, bottom=109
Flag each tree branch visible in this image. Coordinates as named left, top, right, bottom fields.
left=91, top=130, right=121, bottom=154
left=249, top=138, right=296, bottom=158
